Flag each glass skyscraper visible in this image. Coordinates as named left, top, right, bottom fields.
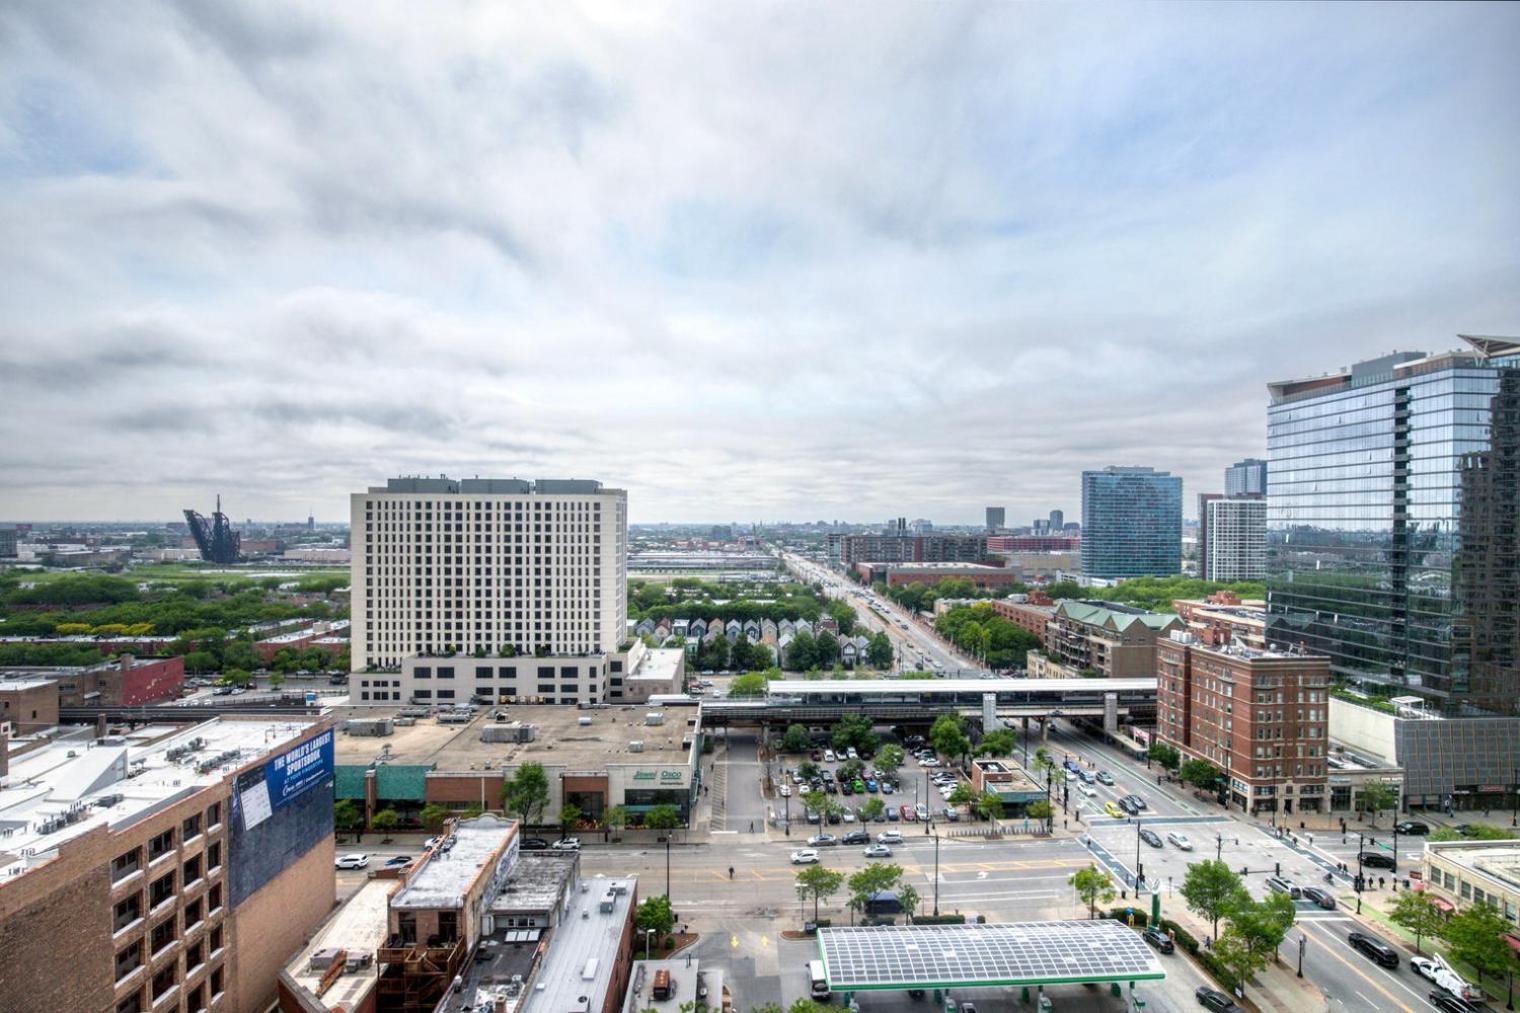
left=1080, top=466, right=1182, bottom=578
left=1225, top=458, right=1268, bottom=496
left=1265, top=336, right=1520, bottom=715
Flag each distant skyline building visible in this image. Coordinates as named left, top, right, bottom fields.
left=1049, top=509, right=1064, bottom=530
left=985, top=506, right=1005, bottom=532
left=1201, top=496, right=1267, bottom=581
left=1080, top=466, right=1182, bottom=579
left=1265, top=337, right=1520, bottom=715
left=1225, top=458, right=1268, bottom=497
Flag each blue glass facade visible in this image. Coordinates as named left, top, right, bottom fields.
left=1265, top=344, right=1520, bottom=714
left=1079, top=467, right=1182, bottom=578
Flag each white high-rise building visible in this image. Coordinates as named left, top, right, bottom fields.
left=350, top=476, right=638, bottom=705
left=1202, top=496, right=1266, bottom=581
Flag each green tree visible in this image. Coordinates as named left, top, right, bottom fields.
left=1389, top=889, right=1444, bottom=954
left=948, top=783, right=978, bottom=808
left=333, top=799, right=362, bottom=838
left=559, top=802, right=583, bottom=835
left=645, top=804, right=682, bottom=832
left=1357, top=781, right=1398, bottom=824
left=604, top=805, right=629, bottom=834
left=976, top=729, right=1018, bottom=757
left=635, top=894, right=676, bottom=936
left=418, top=803, right=452, bottom=834
left=795, top=865, right=846, bottom=922
left=930, top=714, right=970, bottom=762
left=1442, top=901, right=1512, bottom=985
left=729, top=672, right=769, bottom=698
left=974, top=790, right=1004, bottom=822
left=788, top=1001, right=831, bottom=1013
left=786, top=631, right=817, bottom=671
left=859, top=797, right=886, bottom=821
left=269, top=671, right=286, bottom=691
left=371, top=807, right=401, bottom=842
left=1212, top=928, right=1268, bottom=994
left=866, top=632, right=893, bottom=668
left=183, top=650, right=219, bottom=674
left=1225, top=890, right=1296, bottom=971
left=1180, top=859, right=1244, bottom=940
left=898, top=882, right=920, bottom=921
left=222, top=639, right=258, bottom=671
left=1069, top=864, right=1117, bottom=919
left=220, top=668, right=252, bottom=687
left=1147, top=742, right=1181, bottom=771
left=780, top=723, right=811, bottom=754
left=1025, top=799, right=1053, bottom=828
left=459, top=803, right=485, bottom=819
left=797, top=760, right=821, bottom=782
left=874, top=744, right=905, bottom=778
left=814, top=630, right=841, bottom=666
left=502, top=762, right=551, bottom=828
left=846, top=863, right=905, bottom=923
left=831, top=714, right=879, bottom=755
left=1179, top=758, right=1221, bottom=790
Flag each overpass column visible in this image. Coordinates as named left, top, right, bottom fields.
left=1041, top=718, right=1049, bottom=742
left=1104, top=692, right=1118, bottom=735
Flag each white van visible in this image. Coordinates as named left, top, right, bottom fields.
left=808, top=959, right=830, bottom=999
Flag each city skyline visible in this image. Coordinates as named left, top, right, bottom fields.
left=2, top=4, right=1517, bottom=524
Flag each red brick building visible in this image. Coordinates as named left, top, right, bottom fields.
left=987, top=599, right=1057, bottom=640
left=1155, top=633, right=1330, bottom=816
left=854, top=561, right=1022, bottom=590
left=986, top=535, right=1080, bottom=552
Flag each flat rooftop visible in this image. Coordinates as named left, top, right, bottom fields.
left=627, top=648, right=683, bottom=684
left=0, top=717, right=324, bottom=879
left=766, top=678, right=1156, bottom=697
left=877, top=562, right=1005, bottom=571
left=331, top=704, right=696, bottom=771
left=625, top=959, right=723, bottom=1013
left=492, top=853, right=577, bottom=914
left=284, top=877, right=398, bottom=1008
left=522, top=874, right=636, bottom=1013
left=1427, top=840, right=1520, bottom=893
left=393, top=814, right=515, bottom=909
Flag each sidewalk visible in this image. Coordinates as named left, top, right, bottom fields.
left=1162, top=903, right=1329, bottom=1013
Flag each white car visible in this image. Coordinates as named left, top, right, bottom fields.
left=790, top=849, right=820, bottom=865
left=864, top=843, right=892, bottom=858
left=1078, top=783, right=1097, bottom=797
left=877, top=830, right=903, bottom=844
left=780, top=784, right=792, bottom=797
left=914, top=803, right=929, bottom=821
left=551, top=838, right=580, bottom=852
left=1166, top=832, right=1193, bottom=851
left=919, top=757, right=940, bottom=767
left=335, top=853, right=370, bottom=870
left=824, top=749, right=836, bottom=762
left=846, top=747, right=859, bottom=760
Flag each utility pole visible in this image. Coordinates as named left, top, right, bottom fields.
left=1355, top=831, right=1366, bottom=915
left=933, top=829, right=941, bottom=916
left=1135, top=820, right=1145, bottom=894
left=1215, top=833, right=1223, bottom=861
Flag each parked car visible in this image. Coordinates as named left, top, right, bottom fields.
left=1167, top=832, right=1193, bottom=851
left=881, top=781, right=895, bottom=794
left=842, top=830, right=870, bottom=845
left=1428, top=992, right=1486, bottom=1013
left=846, top=747, right=859, bottom=759
left=1096, top=771, right=1115, bottom=785
left=808, top=833, right=838, bottom=847
left=864, top=843, right=892, bottom=858
left=1395, top=820, right=1430, bottom=836
left=1142, top=926, right=1174, bottom=953
left=1195, top=986, right=1243, bottom=1013
left=1360, top=851, right=1396, bottom=869
left=1348, top=931, right=1400, bottom=969
left=1298, top=886, right=1336, bottom=909
left=914, top=803, right=930, bottom=821
left=383, top=855, right=413, bottom=868
left=920, top=757, right=940, bottom=767
left=519, top=837, right=549, bottom=851
left=805, top=808, right=821, bottom=825
left=878, top=830, right=903, bottom=844
left=335, top=853, right=370, bottom=870
left=886, top=807, right=899, bottom=821
left=900, top=805, right=917, bottom=822
left=1139, top=829, right=1163, bottom=848
left=791, top=850, right=820, bottom=865
left=780, top=784, right=792, bottom=797
left=551, top=838, right=580, bottom=852
left=839, top=781, right=852, bottom=796
left=824, top=750, right=836, bottom=762
left=864, top=779, right=878, bottom=793
left=826, top=810, right=842, bottom=825
left=940, top=807, right=960, bottom=822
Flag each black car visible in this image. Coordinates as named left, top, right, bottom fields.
left=1429, top=991, right=1487, bottom=1013
left=1298, top=886, right=1337, bottom=909
left=1395, top=820, right=1430, bottom=835
left=1348, top=931, right=1400, bottom=968
left=842, top=830, right=869, bottom=844
left=1128, top=794, right=1148, bottom=811
left=1195, top=986, right=1243, bottom=1013
left=519, top=837, right=550, bottom=850
left=1118, top=798, right=1140, bottom=815
left=1142, top=926, right=1174, bottom=953
left=1360, top=851, right=1396, bottom=870
left=1139, top=829, right=1163, bottom=848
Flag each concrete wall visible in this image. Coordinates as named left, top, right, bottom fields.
left=1328, top=698, right=1398, bottom=763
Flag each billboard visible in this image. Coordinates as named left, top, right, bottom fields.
left=236, top=729, right=334, bottom=832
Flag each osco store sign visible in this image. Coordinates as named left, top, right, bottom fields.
left=631, top=770, right=686, bottom=784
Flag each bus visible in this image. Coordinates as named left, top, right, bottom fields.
left=807, top=959, right=830, bottom=999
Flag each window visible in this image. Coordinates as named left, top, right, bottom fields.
left=397, top=912, right=417, bottom=944
left=206, top=802, right=221, bottom=828
left=184, top=898, right=203, bottom=929
left=437, top=910, right=458, bottom=942
left=116, top=992, right=143, bottom=1013
left=181, top=814, right=202, bottom=841
left=148, top=829, right=174, bottom=862
left=112, top=848, right=142, bottom=882
left=184, top=982, right=205, bottom=1012
left=207, top=842, right=221, bottom=871
left=114, top=894, right=142, bottom=932
left=207, top=884, right=222, bottom=913
left=149, top=873, right=175, bottom=908
left=210, top=966, right=224, bottom=1000
left=209, top=926, right=224, bottom=954
left=186, top=939, right=205, bottom=973
left=183, top=855, right=202, bottom=886
left=151, top=964, right=176, bottom=1001
left=116, top=942, right=143, bottom=982
left=150, top=917, right=176, bottom=955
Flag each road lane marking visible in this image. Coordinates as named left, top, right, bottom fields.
left=1300, top=921, right=1418, bottom=1012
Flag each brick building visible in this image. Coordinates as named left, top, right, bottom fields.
left=830, top=533, right=989, bottom=567
left=1170, top=593, right=1267, bottom=650
left=986, top=600, right=1057, bottom=641
left=986, top=535, right=1080, bottom=552
left=1039, top=601, right=1180, bottom=678
left=0, top=716, right=335, bottom=1013
left=853, top=561, right=1021, bottom=590
left=1155, top=632, right=1330, bottom=815
left=0, top=678, right=59, bottom=732
left=3, top=654, right=185, bottom=712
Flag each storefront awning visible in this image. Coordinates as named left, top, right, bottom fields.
left=1431, top=896, right=1455, bottom=913
left=1504, top=934, right=1520, bottom=955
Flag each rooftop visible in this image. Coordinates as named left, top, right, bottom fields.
left=626, top=648, right=683, bottom=685
left=1427, top=840, right=1520, bottom=894
left=876, top=562, right=1005, bottom=572
left=284, top=878, right=398, bottom=1008
left=392, top=814, right=516, bottom=909
left=624, top=959, right=723, bottom=1013
left=0, top=717, right=324, bottom=879
left=370, top=476, right=616, bottom=495
left=491, top=854, right=577, bottom=915
left=522, top=873, right=637, bottom=1013
left=1054, top=601, right=1179, bottom=632
left=331, top=704, right=696, bottom=771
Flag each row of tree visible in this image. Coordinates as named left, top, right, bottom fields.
left=932, top=604, right=1042, bottom=669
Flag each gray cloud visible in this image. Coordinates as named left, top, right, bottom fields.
left=0, top=2, right=1516, bottom=524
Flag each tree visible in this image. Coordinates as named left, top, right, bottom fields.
left=1389, top=889, right=1445, bottom=954
left=831, top=714, right=878, bottom=755
left=974, top=790, right=1004, bottom=822
left=930, top=714, right=970, bottom=763
left=1069, top=864, right=1117, bottom=919
left=1226, top=890, right=1296, bottom=970
left=1357, top=781, right=1398, bottom=824
left=559, top=803, right=583, bottom=836
left=867, top=632, right=893, bottom=668
left=947, top=783, right=978, bottom=808
left=1179, top=758, right=1221, bottom=790
left=797, top=760, right=821, bottom=782
left=371, top=807, right=401, bottom=842
left=729, top=672, right=769, bottom=698
left=269, top=671, right=286, bottom=691
left=645, top=804, right=682, bottom=831
left=795, top=865, right=846, bottom=922
left=780, top=723, right=811, bottom=754
left=859, top=797, right=886, bottom=822
left=334, top=799, right=362, bottom=839
left=1147, top=742, right=1181, bottom=771
left=814, top=631, right=840, bottom=666
left=1180, top=859, right=1244, bottom=940
left=636, top=894, right=676, bottom=936
left=786, top=631, right=817, bottom=671
left=222, top=640, right=258, bottom=671
left=459, top=803, right=485, bottom=819
left=502, top=762, right=551, bottom=828
left=183, top=650, right=219, bottom=674
left=604, top=805, right=629, bottom=834
left=220, top=668, right=252, bottom=687
left=1212, top=928, right=1269, bottom=994
left=975, top=729, right=1017, bottom=757
left=788, top=1001, right=831, bottom=1013
left=1025, top=799, right=1053, bottom=828
left=1442, top=902, right=1512, bottom=985
left=418, top=803, right=452, bottom=834
left=846, top=863, right=905, bottom=923
left=874, top=744, right=905, bottom=778
left=898, top=883, right=920, bottom=921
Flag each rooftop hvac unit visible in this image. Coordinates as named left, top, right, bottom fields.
left=577, top=716, right=593, bottom=726
left=629, top=741, right=643, bottom=753
left=644, top=712, right=665, bottom=726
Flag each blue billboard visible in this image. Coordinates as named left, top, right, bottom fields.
left=268, top=728, right=334, bottom=808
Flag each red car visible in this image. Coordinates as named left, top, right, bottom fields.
left=899, top=805, right=917, bottom=822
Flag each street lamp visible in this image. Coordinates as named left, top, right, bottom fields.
left=1296, top=932, right=1306, bottom=978
left=1135, top=820, right=1145, bottom=895
left=1215, top=833, right=1224, bottom=862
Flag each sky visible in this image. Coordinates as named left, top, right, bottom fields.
left=1, top=3, right=1517, bottom=526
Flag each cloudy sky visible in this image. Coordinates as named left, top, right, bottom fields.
left=2, top=3, right=1517, bottom=525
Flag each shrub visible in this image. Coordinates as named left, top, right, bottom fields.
left=1106, top=907, right=1149, bottom=928
left=1196, top=951, right=1241, bottom=993
left=909, top=914, right=967, bottom=925
left=1157, top=918, right=1199, bottom=954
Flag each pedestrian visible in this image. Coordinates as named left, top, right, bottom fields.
left=1379, top=876, right=1386, bottom=889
